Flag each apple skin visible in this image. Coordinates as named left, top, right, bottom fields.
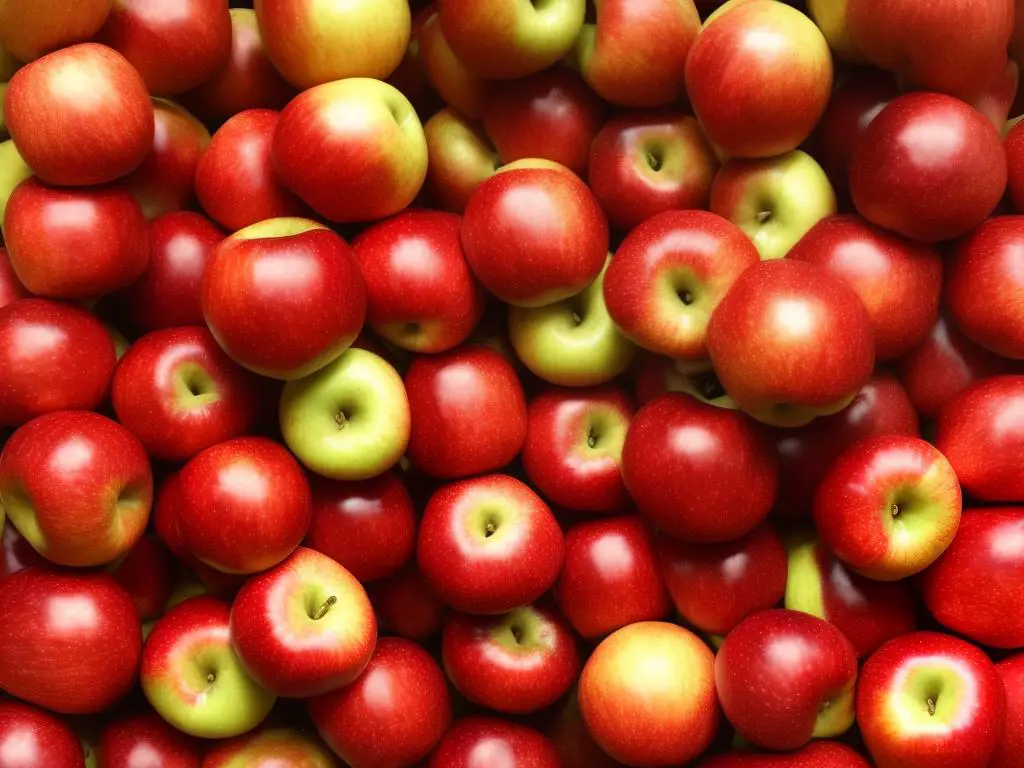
left=351, top=209, right=486, bottom=353
left=418, top=11, right=489, bottom=119
left=461, top=166, right=609, bottom=307
left=579, top=621, right=717, bottom=767
left=849, top=92, right=1007, bottom=243
left=0, top=568, right=141, bottom=714
left=254, top=0, right=410, bottom=89
left=272, top=78, right=427, bottom=224
left=369, top=563, right=446, bottom=641
left=0, top=411, right=152, bottom=567
left=142, top=596, right=276, bottom=739
left=201, top=218, right=367, bottom=381
left=4, top=43, right=152, bottom=186
left=0, top=1, right=111, bottom=62
left=994, top=654, right=1024, bottom=768
left=605, top=210, right=760, bottom=363
left=0, top=247, right=29, bottom=310
left=788, top=215, right=942, bottom=361
left=716, top=609, right=859, bottom=751
left=422, top=107, right=498, bottom=212
left=195, top=109, right=311, bottom=232
left=117, top=212, right=224, bottom=333
left=555, top=515, right=671, bottom=640
left=920, top=507, right=1024, bottom=649
left=96, top=712, right=203, bottom=768
left=657, top=521, right=787, bottom=637
left=404, top=344, right=527, bottom=479
left=622, top=393, right=778, bottom=541
left=546, top=690, right=626, bottom=768
left=308, top=636, right=452, bottom=768
left=856, top=632, right=1004, bottom=768
left=417, top=474, right=565, bottom=615
left=442, top=602, right=580, bottom=714
left=0, top=700, right=86, bottom=768
left=203, top=728, right=337, bottom=768
left=686, top=0, right=832, bottom=159
left=522, top=385, right=633, bottom=514
left=5, top=179, right=149, bottom=300
left=306, top=471, right=416, bottom=583
left=935, top=375, right=1024, bottom=502
left=1, top=521, right=47, bottom=579
left=427, top=717, right=561, bottom=768
left=109, top=534, right=177, bottom=622
left=111, top=326, right=261, bottom=461
left=785, top=531, right=918, bottom=659
left=696, top=741, right=872, bottom=767
left=707, top=259, right=875, bottom=427
left=0, top=298, right=117, bottom=426
left=1005, top=119, right=1024, bottom=213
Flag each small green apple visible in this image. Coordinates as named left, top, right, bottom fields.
left=0, top=139, right=31, bottom=232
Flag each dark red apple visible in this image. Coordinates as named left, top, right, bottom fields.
left=369, top=563, right=446, bottom=641
left=109, top=534, right=177, bottom=622
left=0, top=700, right=85, bottom=768
left=96, top=712, right=202, bottom=768
left=696, top=741, right=872, bottom=767
left=0, top=248, right=29, bottom=310
left=994, top=653, right=1024, bottom=768
left=1, top=522, right=46, bottom=579
left=427, top=717, right=561, bottom=768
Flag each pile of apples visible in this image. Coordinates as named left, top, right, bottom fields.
left=3, top=0, right=1024, bottom=766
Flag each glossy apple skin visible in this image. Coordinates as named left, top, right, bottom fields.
left=195, top=109, right=311, bottom=232
left=716, top=609, right=858, bottom=751
left=0, top=411, right=152, bottom=567
left=96, top=712, right=202, bottom=768
left=203, top=728, right=337, bottom=768
left=849, top=92, right=1007, bottom=243
left=4, top=43, right=152, bottom=185
left=308, top=637, right=452, bottom=768
left=994, top=654, right=1024, bottom=768
left=580, top=621, right=717, bottom=766
left=788, top=215, right=942, bottom=361
left=696, top=741, right=872, bottom=767
left=588, top=112, right=718, bottom=234
left=369, top=563, right=446, bottom=641
left=418, top=11, right=489, bottom=119
left=423, top=108, right=498, bottom=213
left=707, top=259, right=875, bottom=427
left=522, top=385, right=633, bottom=514
left=442, top=602, right=580, bottom=714
left=0, top=700, right=85, bottom=768
left=404, top=344, right=527, bottom=478
left=417, top=474, right=564, bottom=615
left=920, top=507, right=1024, bottom=648
left=461, top=167, right=609, bottom=307
left=0, top=1, right=111, bottom=62
left=935, top=375, right=1024, bottom=502
left=658, top=522, right=787, bottom=637
left=0, top=298, right=117, bottom=426
left=857, top=632, right=1004, bottom=768
left=427, top=717, right=561, bottom=768
left=5, top=179, right=149, bottom=300
left=352, top=210, right=486, bottom=353
left=1005, top=119, right=1024, bottom=213
left=201, top=221, right=367, bottom=380
left=110, top=535, right=177, bottom=621
left=179, top=437, right=311, bottom=574
left=0, top=568, right=141, bottom=714
left=0, top=248, right=29, bottom=310
left=622, top=394, right=778, bottom=542
left=306, top=471, right=416, bottom=583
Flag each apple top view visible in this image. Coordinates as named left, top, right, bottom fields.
left=2, top=0, right=1024, bottom=766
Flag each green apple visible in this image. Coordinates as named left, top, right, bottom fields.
left=423, top=107, right=498, bottom=213
left=0, top=139, right=31, bottom=232
left=280, top=347, right=410, bottom=481
left=508, top=257, right=636, bottom=387
left=808, top=0, right=865, bottom=62
left=710, top=150, right=837, bottom=261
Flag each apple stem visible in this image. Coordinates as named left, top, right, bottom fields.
left=587, top=427, right=598, bottom=449
left=511, top=625, right=523, bottom=644
left=756, top=210, right=772, bottom=223
left=571, top=311, right=583, bottom=326
left=335, top=411, right=348, bottom=430
left=891, top=503, right=901, bottom=518
left=485, top=521, right=497, bottom=537
left=206, top=672, right=216, bottom=684
left=313, top=595, right=338, bottom=620
left=927, top=697, right=936, bottom=716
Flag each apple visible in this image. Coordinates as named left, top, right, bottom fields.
left=604, top=209, right=760, bottom=363
left=632, top=351, right=737, bottom=410
left=201, top=217, right=367, bottom=380
left=0, top=298, right=117, bottom=426
left=857, top=632, right=1004, bottom=768
left=0, top=1, right=111, bottom=62
left=4, top=179, right=149, bottom=300
left=351, top=209, right=486, bottom=353
left=109, top=535, right=177, bottom=622
left=0, top=248, right=28, bottom=310
left=710, top=150, right=837, bottom=261
left=142, top=596, right=276, bottom=738
left=657, top=521, right=788, bottom=637
left=0, top=568, right=141, bottom=714
left=0, top=700, right=85, bottom=768
left=417, top=474, right=564, bottom=614
left=418, top=11, right=489, bottom=119
left=111, top=326, right=261, bottom=461
left=849, top=92, right=1007, bottom=243
left=807, top=0, right=864, bottom=62
left=622, top=393, right=778, bottom=541
left=423, top=107, right=498, bottom=212
left=973, top=58, right=1019, bottom=130
left=404, top=344, right=526, bottom=478
left=716, top=609, right=858, bottom=750
left=280, top=347, right=410, bottom=481
left=546, top=691, right=625, bottom=768
left=579, top=621, right=717, bottom=766
left=994, top=654, right=1024, bottom=768
left=0, top=139, right=30, bottom=231
left=4, top=43, right=152, bottom=185
left=254, top=0, right=410, bottom=89
left=0, top=411, right=151, bottom=567
left=308, top=637, right=452, bottom=767
left=1, top=521, right=47, bottom=579
left=696, top=741, right=872, bottom=767
left=272, top=78, right=427, bottom=223
left=368, top=563, right=446, bottom=641
left=461, top=166, right=609, bottom=307
left=203, top=728, right=337, bottom=768
left=1005, top=118, right=1024, bottom=212
left=555, top=515, right=670, bottom=639
left=96, top=712, right=202, bottom=768
left=428, top=718, right=562, bottom=768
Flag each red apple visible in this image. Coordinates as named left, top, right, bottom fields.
left=0, top=298, right=117, bottom=426
left=0, top=1, right=112, bottom=62
left=1005, top=118, right=1024, bottom=213
left=994, top=654, right=1024, bottom=768
left=386, top=2, right=443, bottom=119
left=1, top=522, right=46, bottom=579
left=0, top=568, right=141, bottom=714
left=418, top=11, right=489, bottom=119
left=427, top=717, right=562, bottom=768
left=109, top=534, right=177, bottom=622
left=0, top=700, right=85, bottom=768
left=417, top=474, right=564, bottom=615
left=369, top=563, right=445, bottom=641
left=696, top=741, right=872, bottom=767
left=973, top=58, right=1019, bottom=130
left=96, top=712, right=203, bottom=768
left=631, top=350, right=735, bottom=409
left=546, top=691, right=626, bottom=768
left=422, top=107, right=498, bottom=213
left=202, top=728, right=338, bottom=768
left=0, top=247, right=28, bottom=310
left=4, top=43, right=152, bottom=185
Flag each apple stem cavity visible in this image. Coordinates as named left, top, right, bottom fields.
left=646, top=151, right=663, bottom=172
left=312, top=595, right=338, bottom=621
left=927, top=696, right=937, bottom=716
left=756, top=210, right=772, bottom=224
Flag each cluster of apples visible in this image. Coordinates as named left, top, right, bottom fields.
left=2, top=0, right=1024, bottom=767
